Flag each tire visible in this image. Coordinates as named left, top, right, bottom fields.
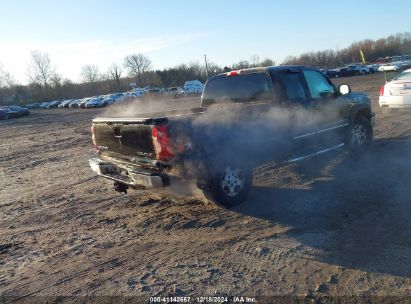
left=346, top=115, right=373, bottom=152
left=202, top=163, right=252, bottom=208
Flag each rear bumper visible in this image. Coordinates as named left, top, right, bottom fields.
left=379, top=95, right=411, bottom=108
left=89, top=157, right=168, bottom=188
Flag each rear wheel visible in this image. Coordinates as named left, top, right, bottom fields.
left=347, top=115, right=373, bottom=152
left=202, top=164, right=252, bottom=208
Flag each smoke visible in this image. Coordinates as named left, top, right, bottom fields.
left=98, top=94, right=350, bottom=196
left=99, top=95, right=202, bottom=119
left=164, top=98, right=346, bottom=183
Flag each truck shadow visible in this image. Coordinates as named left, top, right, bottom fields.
left=234, top=138, right=411, bottom=278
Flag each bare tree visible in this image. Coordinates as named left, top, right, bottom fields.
left=50, top=73, right=63, bottom=88
left=0, top=64, right=19, bottom=105
left=108, top=63, right=122, bottom=86
left=28, top=50, right=54, bottom=88
left=124, top=53, right=152, bottom=86
left=3, top=72, right=17, bottom=89
left=260, top=58, right=275, bottom=67
left=80, top=64, right=100, bottom=83
left=232, top=60, right=250, bottom=69
left=250, top=54, right=260, bottom=67
left=0, top=63, right=4, bottom=87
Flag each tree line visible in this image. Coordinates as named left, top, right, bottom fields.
left=0, top=51, right=274, bottom=105
left=1, top=32, right=410, bottom=105
left=283, top=32, right=411, bottom=67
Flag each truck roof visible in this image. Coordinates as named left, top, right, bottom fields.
left=209, top=65, right=314, bottom=81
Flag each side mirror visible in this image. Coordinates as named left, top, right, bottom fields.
left=338, top=84, right=351, bottom=95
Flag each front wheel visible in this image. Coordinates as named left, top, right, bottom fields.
left=202, top=164, right=252, bottom=208
left=346, top=115, right=373, bottom=152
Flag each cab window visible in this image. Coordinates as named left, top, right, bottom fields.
left=303, top=70, right=335, bottom=99
left=269, top=70, right=307, bottom=104
left=202, top=73, right=273, bottom=105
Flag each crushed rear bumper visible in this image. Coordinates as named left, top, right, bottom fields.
left=89, top=157, right=169, bottom=188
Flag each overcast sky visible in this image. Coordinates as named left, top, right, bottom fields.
left=1, top=0, right=410, bottom=84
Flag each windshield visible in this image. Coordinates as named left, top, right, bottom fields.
left=202, top=73, right=272, bottom=106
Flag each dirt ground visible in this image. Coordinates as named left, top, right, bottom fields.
left=1, top=73, right=411, bottom=303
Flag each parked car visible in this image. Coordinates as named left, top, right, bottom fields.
left=46, top=100, right=62, bottom=108
left=26, top=103, right=41, bottom=109
left=326, top=67, right=357, bottom=78
left=340, top=67, right=360, bottom=77
left=325, top=69, right=340, bottom=78
left=58, top=99, right=73, bottom=108
left=146, top=88, right=161, bottom=95
left=5, top=105, right=30, bottom=117
left=379, top=68, right=411, bottom=113
left=65, top=99, right=78, bottom=108
left=0, top=107, right=19, bottom=120
left=69, top=99, right=83, bottom=108
left=366, top=64, right=380, bottom=73
left=0, top=108, right=9, bottom=120
left=85, top=98, right=106, bottom=108
left=346, top=64, right=371, bottom=75
left=102, top=97, right=116, bottom=105
left=113, top=93, right=128, bottom=103
left=79, top=98, right=94, bottom=108
left=168, top=87, right=185, bottom=97
left=64, top=99, right=78, bottom=108
left=319, top=69, right=328, bottom=75
left=131, top=90, right=145, bottom=97
left=110, top=93, right=125, bottom=99
left=378, top=63, right=401, bottom=71
left=0, top=105, right=29, bottom=118
left=40, top=101, right=53, bottom=108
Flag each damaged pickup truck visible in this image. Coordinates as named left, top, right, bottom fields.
left=89, top=66, right=375, bottom=207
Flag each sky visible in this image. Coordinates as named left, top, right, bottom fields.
left=1, top=0, right=410, bottom=84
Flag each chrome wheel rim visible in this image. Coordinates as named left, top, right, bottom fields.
left=351, top=124, right=367, bottom=146
left=220, top=166, right=245, bottom=197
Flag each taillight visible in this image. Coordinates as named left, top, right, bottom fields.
left=379, top=85, right=385, bottom=96
left=151, top=125, right=174, bottom=161
left=91, top=124, right=97, bottom=148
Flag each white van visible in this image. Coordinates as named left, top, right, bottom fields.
left=184, top=80, right=203, bottom=95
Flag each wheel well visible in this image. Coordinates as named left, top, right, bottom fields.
left=354, top=108, right=371, bottom=122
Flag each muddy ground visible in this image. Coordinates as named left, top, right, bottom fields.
left=1, top=73, right=411, bottom=303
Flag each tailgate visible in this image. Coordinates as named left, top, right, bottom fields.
left=92, top=118, right=161, bottom=160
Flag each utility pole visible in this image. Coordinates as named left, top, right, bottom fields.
left=204, top=54, right=209, bottom=79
